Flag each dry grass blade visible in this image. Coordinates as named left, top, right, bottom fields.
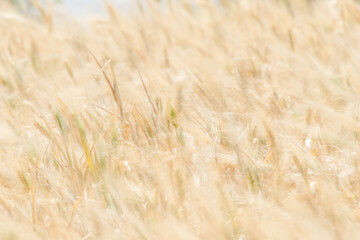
left=110, top=63, right=124, bottom=118
left=138, top=70, right=158, bottom=115
left=67, top=198, right=82, bottom=230
left=29, top=0, right=52, bottom=32
left=75, top=118, right=96, bottom=177
left=31, top=181, right=36, bottom=226
left=87, top=48, right=124, bottom=119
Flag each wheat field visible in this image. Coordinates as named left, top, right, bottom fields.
left=1, top=0, right=360, bottom=239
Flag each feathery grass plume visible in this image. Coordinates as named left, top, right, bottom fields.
left=2, top=0, right=360, bottom=239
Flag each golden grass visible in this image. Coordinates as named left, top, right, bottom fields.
left=1, top=0, right=360, bottom=239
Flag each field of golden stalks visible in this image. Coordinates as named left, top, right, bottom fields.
left=1, top=0, right=360, bottom=239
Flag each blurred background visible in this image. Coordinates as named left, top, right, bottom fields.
left=60, top=0, right=137, bottom=14
left=2, top=0, right=229, bottom=15
left=2, top=0, right=135, bottom=15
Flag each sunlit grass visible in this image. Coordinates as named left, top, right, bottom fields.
left=1, top=0, right=360, bottom=239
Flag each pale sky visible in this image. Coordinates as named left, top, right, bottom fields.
left=60, top=0, right=133, bottom=14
